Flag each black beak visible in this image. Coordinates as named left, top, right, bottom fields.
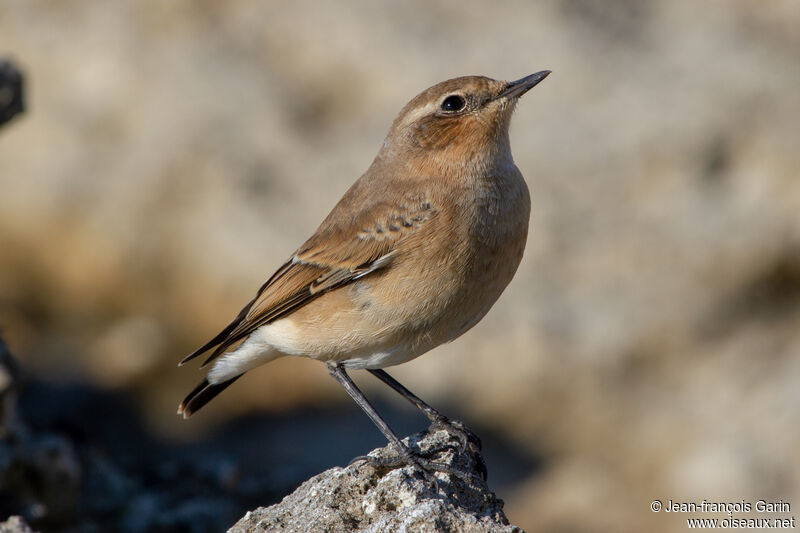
left=497, top=70, right=551, bottom=100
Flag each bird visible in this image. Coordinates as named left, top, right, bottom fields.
left=178, top=70, right=550, bottom=472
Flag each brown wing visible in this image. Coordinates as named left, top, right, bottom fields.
left=179, top=191, right=437, bottom=368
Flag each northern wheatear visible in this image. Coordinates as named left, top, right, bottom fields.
left=179, top=71, right=550, bottom=472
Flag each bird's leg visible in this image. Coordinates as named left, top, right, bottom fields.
left=367, top=369, right=482, bottom=452
left=326, top=363, right=457, bottom=481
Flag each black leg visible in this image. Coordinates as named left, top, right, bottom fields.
left=368, top=368, right=482, bottom=451
left=326, top=363, right=459, bottom=479
left=327, top=363, right=406, bottom=452
left=367, top=369, right=445, bottom=421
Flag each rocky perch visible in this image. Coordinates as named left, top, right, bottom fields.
left=230, top=429, right=523, bottom=533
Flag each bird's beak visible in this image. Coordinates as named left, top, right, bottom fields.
left=497, top=70, right=551, bottom=100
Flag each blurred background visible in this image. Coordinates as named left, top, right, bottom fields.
left=1, top=0, right=799, bottom=531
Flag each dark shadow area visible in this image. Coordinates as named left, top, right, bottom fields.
left=2, top=370, right=540, bottom=532
left=205, top=397, right=542, bottom=493
left=0, top=58, right=25, bottom=127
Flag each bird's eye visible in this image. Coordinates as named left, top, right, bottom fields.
left=440, top=95, right=466, bottom=112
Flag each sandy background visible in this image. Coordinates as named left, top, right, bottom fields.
left=1, top=1, right=799, bottom=531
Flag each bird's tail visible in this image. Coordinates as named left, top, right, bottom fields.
left=177, top=375, right=242, bottom=418
left=178, top=332, right=284, bottom=418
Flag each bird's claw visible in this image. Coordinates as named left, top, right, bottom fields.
left=350, top=444, right=483, bottom=490
left=429, top=416, right=482, bottom=452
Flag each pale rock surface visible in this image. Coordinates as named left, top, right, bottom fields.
left=0, top=517, right=36, bottom=533
left=230, top=429, right=521, bottom=533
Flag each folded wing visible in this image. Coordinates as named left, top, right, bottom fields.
left=179, top=195, right=437, bottom=368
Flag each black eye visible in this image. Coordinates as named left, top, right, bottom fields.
left=441, top=95, right=465, bottom=112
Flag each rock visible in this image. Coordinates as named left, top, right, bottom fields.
left=0, top=59, right=24, bottom=127
left=230, top=429, right=522, bottom=533
left=0, top=339, right=290, bottom=533
left=0, top=341, right=82, bottom=527
left=0, top=339, right=22, bottom=436
left=0, top=516, right=37, bottom=533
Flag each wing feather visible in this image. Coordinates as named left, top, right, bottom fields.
left=179, top=189, right=436, bottom=368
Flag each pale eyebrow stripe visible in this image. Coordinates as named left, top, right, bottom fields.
left=398, top=101, right=439, bottom=129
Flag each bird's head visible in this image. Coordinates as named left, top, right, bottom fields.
left=380, top=71, right=550, bottom=174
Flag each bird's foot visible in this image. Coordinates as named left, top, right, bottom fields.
left=428, top=415, right=482, bottom=452
left=350, top=443, right=481, bottom=489
left=418, top=436, right=488, bottom=482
